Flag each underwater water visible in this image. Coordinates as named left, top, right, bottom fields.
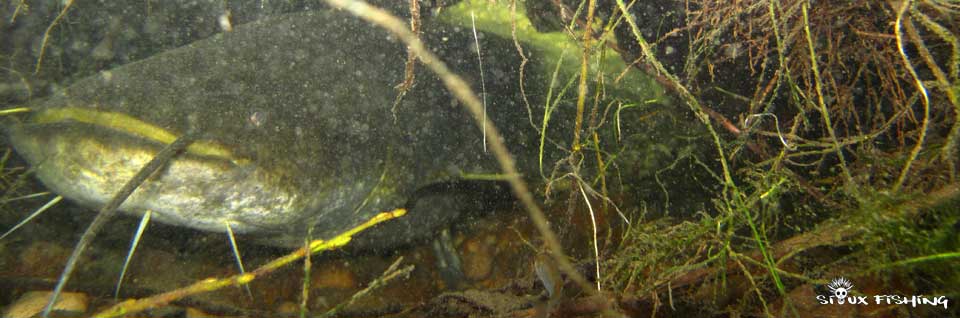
left=1, top=0, right=958, bottom=317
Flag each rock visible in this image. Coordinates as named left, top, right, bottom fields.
left=184, top=307, right=218, bottom=318
left=461, top=235, right=496, bottom=282
left=18, top=241, right=69, bottom=278
left=311, top=262, right=357, bottom=290
left=275, top=301, right=300, bottom=313
left=2, top=291, right=88, bottom=318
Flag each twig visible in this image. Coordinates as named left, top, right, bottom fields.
left=300, top=229, right=312, bottom=318
left=92, top=209, right=407, bottom=318
left=727, top=245, right=772, bottom=317
left=34, top=0, right=75, bottom=74
left=571, top=0, right=598, bottom=153
left=319, top=257, right=414, bottom=318
left=9, top=0, right=28, bottom=23
left=510, top=0, right=535, bottom=130
left=391, top=0, right=421, bottom=121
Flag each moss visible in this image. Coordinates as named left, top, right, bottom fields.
left=855, top=190, right=960, bottom=295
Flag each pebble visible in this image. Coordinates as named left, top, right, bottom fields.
left=461, top=235, right=496, bottom=281
left=311, top=262, right=357, bottom=289
left=185, top=307, right=218, bottom=318
left=276, top=301, right=300, bottom=314
left=18, top=241, right=69, bottom=277
left=2, top=291, right=88, bottom=318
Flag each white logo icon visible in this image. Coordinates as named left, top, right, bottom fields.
left=827, top=277, right=854, bottom=304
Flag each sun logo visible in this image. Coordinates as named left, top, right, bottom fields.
left=827, top=277, right=854, bottom=304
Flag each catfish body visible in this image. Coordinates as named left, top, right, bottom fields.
left=6, top=9, right=557, bottom=249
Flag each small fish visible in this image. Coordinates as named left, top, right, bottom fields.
left=534, top=251, right=562, bottom=317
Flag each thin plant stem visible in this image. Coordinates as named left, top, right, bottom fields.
left=891, top=0, right=930, bottom=192
left=571, top=0, right=598, bottom=153
left=802, top=2, right=854, bottom=188
left=34, top=0, right=75, bottom=74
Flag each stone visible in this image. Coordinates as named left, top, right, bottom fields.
left=2, top=291, right=88, bottom=318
